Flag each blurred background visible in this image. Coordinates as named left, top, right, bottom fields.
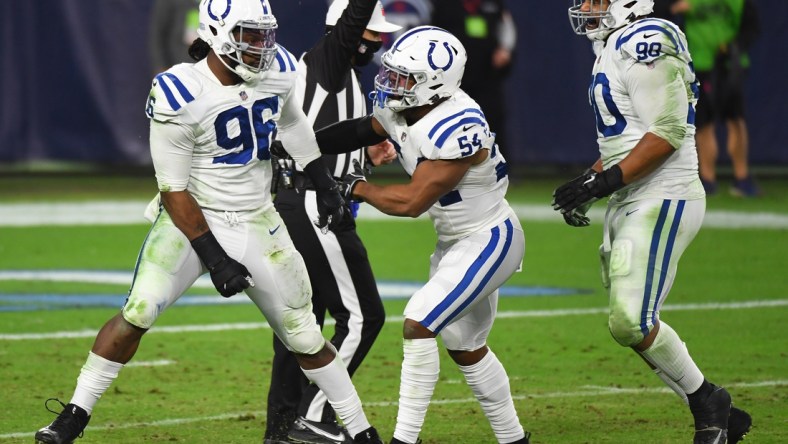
left=1, top=0, right=786, bottom=174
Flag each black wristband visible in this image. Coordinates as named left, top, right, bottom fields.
left=594, top=164, right=625, bottom=198
left=190, top=231, right=227, bottom=270
left=315, top=115, right=386, bottom=154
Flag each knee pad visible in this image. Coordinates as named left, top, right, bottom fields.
left=122, top=295, right=161, bottom=330
left=608, top=309, right=644, bottom=347
left=279, top=308, right=325, bottom=355
left=286, top=328, right=325, bottom=355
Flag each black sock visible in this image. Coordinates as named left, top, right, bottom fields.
left=688, top=379, right=713, bottom=404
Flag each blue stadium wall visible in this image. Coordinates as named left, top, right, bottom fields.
left=1, top=0, right=786, bottom=166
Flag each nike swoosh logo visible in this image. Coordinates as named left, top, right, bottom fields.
left=298, top=421, right=346, bottom=442
left=625, top=209, right=640, bottom=216
left=643, top=33, right=657, bottom=38
left=462, top=125, right=474, bottom=131
left=268, top=224, right=281, bottom=235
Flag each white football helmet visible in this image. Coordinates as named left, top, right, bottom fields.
left=568, top=0, right=654, bottom=41
left=373, top=26, right=467, bottom=112
left=198, top=0, right=278, bottom=81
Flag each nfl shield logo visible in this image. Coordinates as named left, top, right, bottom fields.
left=239, top=91, right=248, bottom=101
left=401, top=132, right=407, bottom=142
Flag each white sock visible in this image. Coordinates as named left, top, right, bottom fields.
left=460, top=350, right=525, bottom=443
left=392, top=338, right=440, bottom=444
left=301, top=354, right=370, bottom=437
left=639, top=322, right=704, bottom=395
left=70, top=351, right=124, bottom=415
left=653, top=368, right=689, bottom=405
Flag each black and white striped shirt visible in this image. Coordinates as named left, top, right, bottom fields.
left=290, top=0, right=378, bottom=179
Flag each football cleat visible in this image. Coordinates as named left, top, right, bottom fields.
left=35, top=398, right=90, bottom=444
left=389, top=438, right=422, bottom=444
left=353, top=427, right=383, bottom=444
left=727, top=406, right=753, bottom=443
left=289, top=417, right=351, bottom=444
left=689, top=384, right=731, bottom=444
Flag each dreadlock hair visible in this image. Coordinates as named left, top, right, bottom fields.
left=188, top=38, right=211, bottom=62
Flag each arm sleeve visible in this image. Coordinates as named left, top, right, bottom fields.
left=625, top=58, right=688, bottom=149
left=150, top=120, right=194, bottom=192
left=277, top=90, right=322, bottom=167
left=305, top=0, right=378, bottom=92
left=315, top=116, right=386, bottom=154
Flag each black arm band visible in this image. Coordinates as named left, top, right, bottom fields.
left=302, top=157, right=337, bottom=191
left=315, top=115, right=386, bottom=154
left=190, top=231, right=227, bottom=270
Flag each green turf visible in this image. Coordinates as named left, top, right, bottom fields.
left=0, top=175, right=786, bottom=443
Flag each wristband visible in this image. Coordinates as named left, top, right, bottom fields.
left=190, top=231, right=227, bottom=270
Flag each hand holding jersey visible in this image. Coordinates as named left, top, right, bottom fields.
left=339, top=159, right=367, bottom=202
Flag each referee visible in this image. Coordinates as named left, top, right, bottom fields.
left=264, top=1, right=400, bottom=443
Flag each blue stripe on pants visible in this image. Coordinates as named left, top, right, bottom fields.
left=651, top=200, right=686, bottom=326
left=640, top=200, right=671, bottom=336
left=426, top=219, right=514, bottom=333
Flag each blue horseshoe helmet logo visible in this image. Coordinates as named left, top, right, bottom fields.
left=427, top=42, right=453, bottom=71
left=207, top=0, right=233, bottom=21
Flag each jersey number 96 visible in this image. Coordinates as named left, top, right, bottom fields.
left=213, top=97, right=279, bottom=165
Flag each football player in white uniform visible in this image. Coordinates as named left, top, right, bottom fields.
left=316, top=26, right=530, bottom=444
left=35, top=1, right=383, bottom=443
left=555, top=1, right=751, bottom=443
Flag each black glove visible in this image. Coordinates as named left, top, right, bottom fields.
left=315, top=184, right=345, bottom=232
left=562, top=198, right=598, bottom=227
left=552, top=165, right=624, bottom=214
left=191, top=231, right=254, bottom=297
left=338, top=159, right=367, bottom=202
left=304, top=158, right=346, bottom=233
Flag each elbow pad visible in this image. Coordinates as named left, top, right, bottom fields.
left=315, top=116, right=386, bottom=154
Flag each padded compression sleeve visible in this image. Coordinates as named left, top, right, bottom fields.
left=315, top=115, right=386, bottom=155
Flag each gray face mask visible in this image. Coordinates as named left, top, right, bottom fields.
left=355, top=38, right=382, bottom=67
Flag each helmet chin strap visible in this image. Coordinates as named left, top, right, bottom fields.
left=216, top=52, right=261, bottom=84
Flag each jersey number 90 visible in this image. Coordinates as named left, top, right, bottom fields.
left=213, top=97, right=279, bottom=165
left=589, top=73, right=627, bottom=137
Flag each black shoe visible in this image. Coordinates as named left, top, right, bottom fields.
left=510, top=431, right=532, bottom=443
left=689, top=384, right=731, bottom=444
left=353, top=427, right=383, bottom=444
left=35, top=398, right=90, bottom=444
left=289, top=417, right=351, bottom=444
left=727, top=406, right=752, bottom=443
left=390, top=439, right=421, bottom=444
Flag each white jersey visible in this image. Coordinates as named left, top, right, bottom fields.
left=591, top=18, right=704, bottom=202
left=373, top=90, right=513, bottom=242
left=146, top=45, right=319, bottom=212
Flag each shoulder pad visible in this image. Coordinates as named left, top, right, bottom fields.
left=615, top=19, right=688, bottom=64
left=271, top=44, right=299, bottom=74
left=257, top=45, right=300, bottom=95
left=146, top=65, right=201, bottom=121
left=423, top=108, right=493, bottom=160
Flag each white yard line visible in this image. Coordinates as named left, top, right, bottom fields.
left=1, top=201, right=786, bottom=229
left=2, top=379, right=785, bottom=439
left=2, top=299, right=786, bottom=341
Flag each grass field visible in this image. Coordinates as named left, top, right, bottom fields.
left=0, top=174, right=786, bottom=443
